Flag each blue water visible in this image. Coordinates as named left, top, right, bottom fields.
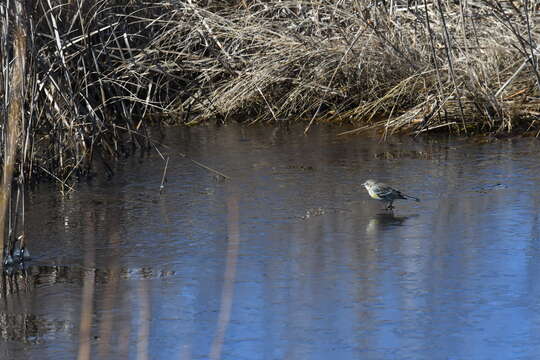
left=1, top=125, right=540, bottom=360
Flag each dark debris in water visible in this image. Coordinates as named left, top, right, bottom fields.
left=298, top=207, right=350, bottom=220
left=300, top=207, right=326, bottom=219
left=286, top=164, right=315, bottom=171
left=374, top=150, right=434, bottom=160
left=473, top=183, right=508, bottom=193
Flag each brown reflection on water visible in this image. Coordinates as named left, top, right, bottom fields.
left=136, top=279, right=150, bottom=360
left=76, top=212, right=96, bottom=360
left=96, top=231, right=121, bottom=359
left=210, top=188, right=240, bottom=360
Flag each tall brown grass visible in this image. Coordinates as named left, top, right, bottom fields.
left=3, top=1, right=540, bottom=183
left=147, top=0, right=540, bottom=137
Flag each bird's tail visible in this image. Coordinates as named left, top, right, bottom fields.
left=402, top=193, right=420, bottom=202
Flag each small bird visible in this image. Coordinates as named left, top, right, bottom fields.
left=363, top=179, right=420, bottom=210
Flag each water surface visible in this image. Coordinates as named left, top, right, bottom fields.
left=1, top=125, right=540, bottom=360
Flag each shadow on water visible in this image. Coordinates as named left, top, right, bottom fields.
left=2, top=124, right=540, bottom=359
left=365, top=211, right=418, bottom=235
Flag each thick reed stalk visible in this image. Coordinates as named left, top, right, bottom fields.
left=0, top=0, right=26, bottom=265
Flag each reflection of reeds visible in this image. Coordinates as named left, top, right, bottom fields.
left=136, top=278, right=151, bottom=360
left=77, top=211, right=96, bottom=360
left=210, top=192, right=240, bottom=360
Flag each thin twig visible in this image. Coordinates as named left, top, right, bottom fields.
left=159, top=156, right=169, bottom=194
left=180, top=153, right=231, bottom=180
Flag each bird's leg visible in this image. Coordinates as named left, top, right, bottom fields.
left=386, top=201, right=394, bottom=210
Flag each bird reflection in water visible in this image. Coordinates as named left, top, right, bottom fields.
left=366, top=212, right=417, bottom=235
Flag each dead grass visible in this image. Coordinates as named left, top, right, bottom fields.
left=2, top=0, right=540, bottom=265
left=140, top=1, right=540, bottom=136
left=2, top=0, right=540, bottom=186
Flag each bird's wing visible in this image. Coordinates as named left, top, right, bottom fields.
left=373, top=185, right=396, bottom=197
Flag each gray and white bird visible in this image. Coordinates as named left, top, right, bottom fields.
left=363, top=179, right=420, bottom=209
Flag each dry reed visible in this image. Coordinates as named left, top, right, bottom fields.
left=3, top=1, right=540, bottom=184
left=1, top=0, right=26, bottom=266
left=166, top=0, right=540, bottom=135
left=2, top=0, right=540, bottom=262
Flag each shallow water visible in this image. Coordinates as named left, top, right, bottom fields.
left=1, top=125, right=540, bottom=360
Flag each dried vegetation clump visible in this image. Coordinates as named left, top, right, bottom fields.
left=153, top=0, right=540, bottom=138
left=3, top=0, right=540, bottom=183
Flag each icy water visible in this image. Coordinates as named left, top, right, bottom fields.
left=1, top=125, right=540, bottom=360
